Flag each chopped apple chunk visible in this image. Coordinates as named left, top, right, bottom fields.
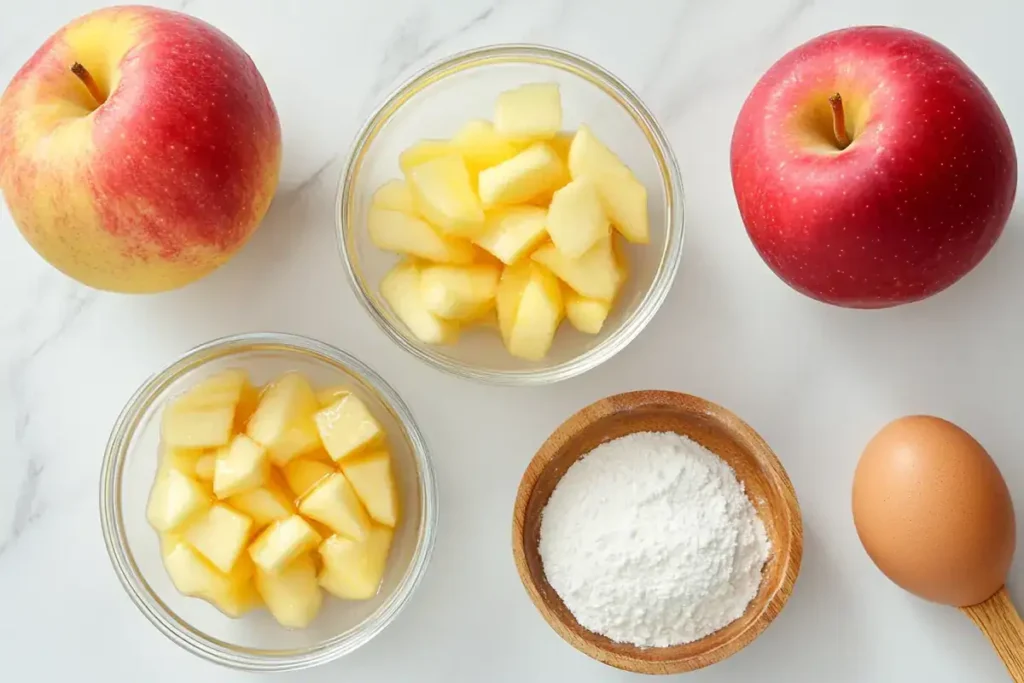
left=318, top=525, right=394, bottom=600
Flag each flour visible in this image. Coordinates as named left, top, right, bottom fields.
left=538, top=431, right=770, bottom=647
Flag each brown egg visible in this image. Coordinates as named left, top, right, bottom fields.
left=852, top=415, right=1015, bottom=607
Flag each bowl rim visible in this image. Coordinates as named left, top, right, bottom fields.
left=335, top=43, right=685, bottom=386
left=511, top=390, right=803, bottom=674
left=98, top=332, right=438, bottom=672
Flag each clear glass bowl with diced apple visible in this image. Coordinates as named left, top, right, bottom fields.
left=99, top=333, right=437, bottom=671
left=337, top=45, right=684, bottom=384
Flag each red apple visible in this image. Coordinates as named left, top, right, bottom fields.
left=731, top=26, right=1016, bottom=308
left=0, top=6, right=281, bottom=292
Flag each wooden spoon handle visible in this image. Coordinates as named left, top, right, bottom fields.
left=961, top=587, right=1024, bottom=681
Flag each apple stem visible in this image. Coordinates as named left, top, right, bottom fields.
left=829, top=93, right=851, bottom=149
left=71, top=62, right=105, bottom=106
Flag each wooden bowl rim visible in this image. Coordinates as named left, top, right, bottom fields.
left=511, top=390, right=803, bottom=674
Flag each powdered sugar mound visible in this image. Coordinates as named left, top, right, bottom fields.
left=539, top=431, right=770, bottom=648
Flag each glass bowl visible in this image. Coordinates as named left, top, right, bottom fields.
left=336, top=44, right=684, bottom=385
left=99, top=333, right=437, bottom=671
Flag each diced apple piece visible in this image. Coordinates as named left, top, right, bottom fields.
left=398, top=139, right=458, bottom=174
left=568, top=126, right=649, bottom=243
left=472, top=206, right=548, bottom=265
left=371, top=179, right=416, bottom=214
left=162, top=537, right=260, bottom=617
left=477, top=143, right=567, bottom=208
left=368, top=207, right=475, bottom=264
left=315, top=394, right=384, bottom=462
left=183, top=503, right=253, bottom=574
left=147, top=468, right=211, bottom=532
left=228, top=481, right=296, bottom=529
left=420, top=264, right=500, bottom=321
left=213, top=434, right=269, bottom=499
left=503, top=263, right=564, bottom=361
left=267, top=417, right=322, bottom=467
left=380, top=261, right=460, bottom=345
left=565, top=290, right=612, bottom=334
left=249, top=515, right=322, bottom=575
left=339, top=451, right=400, bottom=528
left=194, top=452, right=216, bottom=481
left=406, top=155, right=484, bottom=236
left=532, top=236, right=623, bottom=300
left=318, top=525, right=394, bottom=600
left=298, top=473, right=372, bottom=541
left=316, top=386, right=349, bottom=408
left=469, top=307, right=499, bottom=331
left=496, top=260, right=533, bottom=345
left=172, top=368, right=250, bottom=410
left=246, top=372, right=319, bottom=458
left=494, top=83, right=562, bottom=141
left=161, top=405, right=235, bottom=448
left=255, top=554, right=322, bottom=629
left=546, top=178, right=610, bottom=258
left=452, top=120, right=520, bottom=171
left=158, top=445, right=205, bottom=478
left=282, top=458, right=335, bottom=499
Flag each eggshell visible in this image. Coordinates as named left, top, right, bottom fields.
left=852, top=415, right=1015, bottom=607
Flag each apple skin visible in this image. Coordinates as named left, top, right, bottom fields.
left=0, top=6, right=281, bottom=292
left=731, top=26, right=1016, bottom=308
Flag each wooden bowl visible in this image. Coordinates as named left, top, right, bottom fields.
left=512, top=390, right=802, bottom=674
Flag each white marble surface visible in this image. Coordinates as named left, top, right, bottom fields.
left=2, top=0, right=1022, bottom=680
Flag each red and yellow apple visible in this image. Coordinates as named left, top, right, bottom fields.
left=731, top=27, right=1016, bottom=308
left=0, top=6, right=281, bottom=293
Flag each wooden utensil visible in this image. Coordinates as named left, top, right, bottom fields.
left=961, top=587, right=1024, bottom=681
left=512, top=390, right=803, bottom=674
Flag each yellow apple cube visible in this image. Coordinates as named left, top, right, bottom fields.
left=267, top=417, right=322, bottom=467
left=371, top=179, right=416, bottom=214
left=162, top=538, right=260, bottom=618
left=494, top=83, right=562, bottom=140
left=565, top=290, right=612, bottom=334
left=161, top=405, right=235, bottom=448
left=255, top=554, right=322, bottom=629
left=282, top=458, right=335, bottom=499
left=183, top=503, right=253, bottom=574
left=500, top=262, right=564, bottom=361
left=368, top=207, right=475, bottom=264
left=339, top=451, right=400, bottom=528
left=172, top=368, right=250, bottom=410
left=380, top=262, right=460, bottom=345
left=568, top=126, right=649, bottom=243
left=546, top=178, right=610, bottom=258
left=452, top=120, right=520, bottom=171
left=246, top=372, right=319, bottom=455
left=406, top=155, right=484, bottom=236
left=472, top=206, right=548, bottom=265
left=315, top=394, right=384, bottom=462
left=398, top=139, right=458, bottom=174
left=420, top=263, right=500, bottom=320
left=248, top=515, right=322, bottom=575
left=318, top=525, right=394, bottom=600
left=298, top=473, right=372, bottom=541
left=549, top=131, right=573, bottom=164
left=194, top=452, right=216, bottom=481
left=531, top=236, right=623, bottom=301
left=147, top=468, right=211, bottom=532
left=316, top=386, right=349, bottom=408
left=477, top=143, right=567, bottom=208
left=213, top=434, right=269, bottom=499
left=228, top=481, right=296, bottom=529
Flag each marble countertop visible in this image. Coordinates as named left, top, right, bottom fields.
left=2, top=0, right=1022, bottom=681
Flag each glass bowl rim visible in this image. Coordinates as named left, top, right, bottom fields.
left=335, top=43, right=685, bottom=386
left=98, top=332, right=438, bottom=671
